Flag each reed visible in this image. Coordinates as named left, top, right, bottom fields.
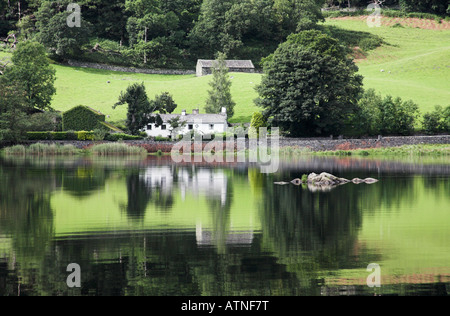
left=89, top=143, right=148, bottom=156
left=2, top=143, right=80, bottom=156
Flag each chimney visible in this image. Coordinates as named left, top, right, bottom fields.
left=192, top=109, right=199, bottom=115
left=221, top=107, right=227, bottom=116
left=181, top=109, right=186, bottom=116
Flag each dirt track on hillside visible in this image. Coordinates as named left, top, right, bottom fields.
left=330, top=16, right=450, bottom=30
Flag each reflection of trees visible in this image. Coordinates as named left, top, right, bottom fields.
left=205, top=179, right=233, bottom=254
left=0, top=159, right=55, bottom=294
left=62, top=166, right=108, bottom=198
left=123, top=172, right=152, bottom=219
left=122, top=169, right=175, bottom=221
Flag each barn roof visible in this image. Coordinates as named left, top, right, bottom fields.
left=197, top=59, right=254, bottom=69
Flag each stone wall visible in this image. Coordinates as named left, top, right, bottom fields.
left=4, top=135, right=449, bottom=152
left=66, top=60, right=196, bottom=76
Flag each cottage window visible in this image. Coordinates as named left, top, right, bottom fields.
left=188, top=124, right=194, bottom=130
left=161, top=125, right=166, bottom=130
left=209, top=124, right=214, bottom=130
left=147, top=124, right=152, bottom=130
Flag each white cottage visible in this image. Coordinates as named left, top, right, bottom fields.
left=144, top=108, right=228, bottom=138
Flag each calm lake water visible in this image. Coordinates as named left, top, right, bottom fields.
left=0, top=154, right=449, bottom=296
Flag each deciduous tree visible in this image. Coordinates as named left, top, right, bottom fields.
left=256, top=30, right=363, bottom=137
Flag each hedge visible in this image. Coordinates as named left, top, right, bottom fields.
left=27, top=131, right=95, bottom=140
left=104, top=133, right=143, bottom=141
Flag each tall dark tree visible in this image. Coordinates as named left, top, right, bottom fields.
left=256, top=30, right=364, bottom=137
left=35, top=1, right=92, bottom=58
left=204, top=52, right=235, bottom=118
left=0, top=78, right=29, bottom=142
left=113, top=82, right=153, bottom=135
left=113, top=83, right=177, bottom=135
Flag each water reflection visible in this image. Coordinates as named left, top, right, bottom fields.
left=0, top=155, right=449, bottom=296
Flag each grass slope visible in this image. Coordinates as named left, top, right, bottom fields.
left=53, top=65, right=261, bottom=124
left=324, top=17, right=450, bottom=114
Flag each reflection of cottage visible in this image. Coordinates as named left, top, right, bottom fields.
left=141, top=167, right=228, bottom=205
left=196, top=59, right=255, bottom=77
left=144, top=108, right=228, bottom=138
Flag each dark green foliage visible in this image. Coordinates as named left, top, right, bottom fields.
left=113, top=82, right=154, bottom=135
left=399, top=0, right=449, bottom=16
left=151, top=92, right=178, bottom=114
left=35, top=1, right=93, bottom=58
left=250, top=112, right=267, bottom=137
left=378, top=96, right=420, bottom=136
left=62, top=105, right=108, bottom=131
left=104, top=133, right=143, bottom=141
left=4, top=41, right=56, bottom=111
left=256, top=30, right=363, bottom=137
left=26, top=131, right=96, bottom=140
left=26, top=112, right=62, bottom=132
left=0, top=80, right=29, bottom=142
left=204, top=52, right=235, bottom=118
left=317, top=24, right=383, bottom=53
left=422, top=105, right=450, bottom=134
left=348, top=89, right=420, bottom=136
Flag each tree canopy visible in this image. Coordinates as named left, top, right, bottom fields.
left=256, top=30, right=364, bottom=137
left=4, top=40, right=56, bottom=111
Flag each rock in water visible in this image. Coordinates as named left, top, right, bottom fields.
left=274, top=172, right=378, bottom=190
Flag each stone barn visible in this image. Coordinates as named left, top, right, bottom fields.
left=196, top=59, right=255, bottom=77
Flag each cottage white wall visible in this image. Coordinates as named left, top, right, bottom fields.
left=145, top=122, right=227, bottom=138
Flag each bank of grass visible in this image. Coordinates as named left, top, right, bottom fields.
left=2, top=143, right=81, bottom=156
left=88, top=143, right=148, bottom=156
left=313, top=144, right=450, bottom=157
left=1, top=143, right=148, bottom=156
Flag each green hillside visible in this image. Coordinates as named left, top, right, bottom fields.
left=324, top=18, right=450, bottom=114
left=52, top=65, right=261, bottom=124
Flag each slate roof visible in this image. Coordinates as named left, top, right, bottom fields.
left=158, top=113, right=228, bottom=124
left=197, top=59, right=255, bottom=69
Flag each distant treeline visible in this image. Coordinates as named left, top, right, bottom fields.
left=1, top=0, right=448, bottom=69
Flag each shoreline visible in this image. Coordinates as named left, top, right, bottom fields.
left=2, top=134, right=449, bottom=153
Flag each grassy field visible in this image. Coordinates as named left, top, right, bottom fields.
left=52, top=66, right=261, bottom=124
left=324, top=17, right=450, bottom=115
left=1, top=16, right=449, bottom=124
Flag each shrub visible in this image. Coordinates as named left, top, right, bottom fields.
left=93, top=128, right=108, bottom=141
left=349, top=89, right=420, bottom=136
left=76, top=131, right=95, bottom=141
left=359, top=37, right=383, bottom=52
left=250, top=112, right=267, bottom=138
left=104, top=133, right=143, bottom=141
left=154, top=135, right=172, bottom=142
left=378, top=96, right=420, bottom=136
left=422, top=105, right=450, bottom=134
left=27, top=112, right=62, bottom=132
